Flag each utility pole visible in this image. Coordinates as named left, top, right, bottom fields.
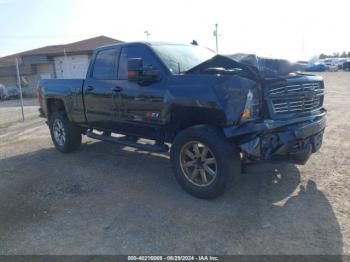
left=15, top=58, right=25, bottom=122
left=144, top=30, right=151, bottom=41
left=213, top=23, right=219, bottom=54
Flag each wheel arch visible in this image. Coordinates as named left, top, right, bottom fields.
left=166, top=106, right=227, bottom=141
left=46, top=98, right=68, bottom=119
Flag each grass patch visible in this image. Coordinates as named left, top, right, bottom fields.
left=0, top=114, right=39, bottom=130
left=0, top=135, right=28, bottom=148
left=0, top=122, right=13, bottom=129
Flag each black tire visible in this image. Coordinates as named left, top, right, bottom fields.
left=170, top=125, right=241, bottom=199
left=49, top=111, right=82, bottom=153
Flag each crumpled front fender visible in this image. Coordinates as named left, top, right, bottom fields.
left=213, top=75, right=256, bottom=125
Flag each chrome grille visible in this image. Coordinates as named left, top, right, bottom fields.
left=269, top=81, right=324, bottom=115
left=273, top=97, right=322, bottom=113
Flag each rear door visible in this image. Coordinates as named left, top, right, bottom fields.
left=83, top=48, right=120, bottom=129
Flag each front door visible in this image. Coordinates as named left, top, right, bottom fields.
left=114, top=45, right=166, bottom=138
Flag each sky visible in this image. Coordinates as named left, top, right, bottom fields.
left=0, top=0, right=349, bottom=61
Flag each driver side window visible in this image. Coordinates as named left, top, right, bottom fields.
left=92, top=49, right=118, bottom=79
left=118, top=46, right=160, bottom=80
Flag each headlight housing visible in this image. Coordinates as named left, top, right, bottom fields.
left=240, top=87, right=261, bottom=122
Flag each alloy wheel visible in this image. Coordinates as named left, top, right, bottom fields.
left=179, top=141, right=218, bottom=187
left=53, top=119, right=66, bottom=146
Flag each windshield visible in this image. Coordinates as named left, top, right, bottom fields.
left=151, top=44, right=215, bottom=74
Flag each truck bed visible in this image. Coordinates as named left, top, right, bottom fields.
left=39, top=79, right=84, bottom=96
left=38, top=79, right=86, bottom=124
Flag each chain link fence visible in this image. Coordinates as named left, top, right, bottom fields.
left=0, top=50, right=88, bottom=129
left=0, top=56, right=48, bottom=129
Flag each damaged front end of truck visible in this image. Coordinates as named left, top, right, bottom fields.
left=187, top=54, right=327, bottom=165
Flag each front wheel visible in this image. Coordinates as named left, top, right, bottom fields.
left=49, top=112, right=82, bottom=153
left=170, top=125, right=241, bottom=199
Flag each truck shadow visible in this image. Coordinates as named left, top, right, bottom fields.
left=235, top=163, right=343, bottom=256
left=0, top=140, right=343, bottom=256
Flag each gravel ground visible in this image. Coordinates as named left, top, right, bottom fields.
left=0, top=73, right=349, bottom=255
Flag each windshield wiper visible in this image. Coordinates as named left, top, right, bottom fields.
left=177, top=63, right=182, bottom=74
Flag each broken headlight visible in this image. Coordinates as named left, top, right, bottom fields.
left=241, top=87, right=260, bottom=122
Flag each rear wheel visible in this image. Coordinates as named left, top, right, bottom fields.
left=170, top=125, right=241, bottom=199
left=49, top=112, right=82, bottom=153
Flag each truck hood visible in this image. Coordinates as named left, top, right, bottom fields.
left=229, top=53, right=300, bottom=76
left=186, top=54, right=301, bottom=79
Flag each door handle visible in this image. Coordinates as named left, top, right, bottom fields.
left=86, top=86, right=94, bottom=92
left=112, top=86, right=123, bottom=93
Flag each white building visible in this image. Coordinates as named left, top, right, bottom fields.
left=0, top=36, right=122, bottom=96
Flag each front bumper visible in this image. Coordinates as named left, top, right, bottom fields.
left=224, top=109, right=326, bottom=164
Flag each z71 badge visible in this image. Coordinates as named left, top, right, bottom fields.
left=146, top=112, right=160, bottom=119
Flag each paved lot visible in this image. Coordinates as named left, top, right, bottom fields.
left=0, top=73, right=349, bottom=255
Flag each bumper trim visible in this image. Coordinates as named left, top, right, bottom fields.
left=238, top=111, right=326, bottom=165
left=223, top=108, right=327, bottom=138
left=294, top=116, right=326, bottom=140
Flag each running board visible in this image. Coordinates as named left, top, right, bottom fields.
left=86, top=131, right=169, bottom=153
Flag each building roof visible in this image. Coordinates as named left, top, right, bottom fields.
left=0, top=36, right=123, bottom=67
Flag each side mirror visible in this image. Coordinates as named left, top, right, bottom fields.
left=127, top=58, right=161, bottom=83
left=127, top=58, right=143, bottom=81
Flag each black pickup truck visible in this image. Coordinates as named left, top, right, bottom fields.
left=37, top=42, right=326, bottom=199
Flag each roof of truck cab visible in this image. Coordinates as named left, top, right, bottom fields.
left=95, top=41, right=194, bottom=51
